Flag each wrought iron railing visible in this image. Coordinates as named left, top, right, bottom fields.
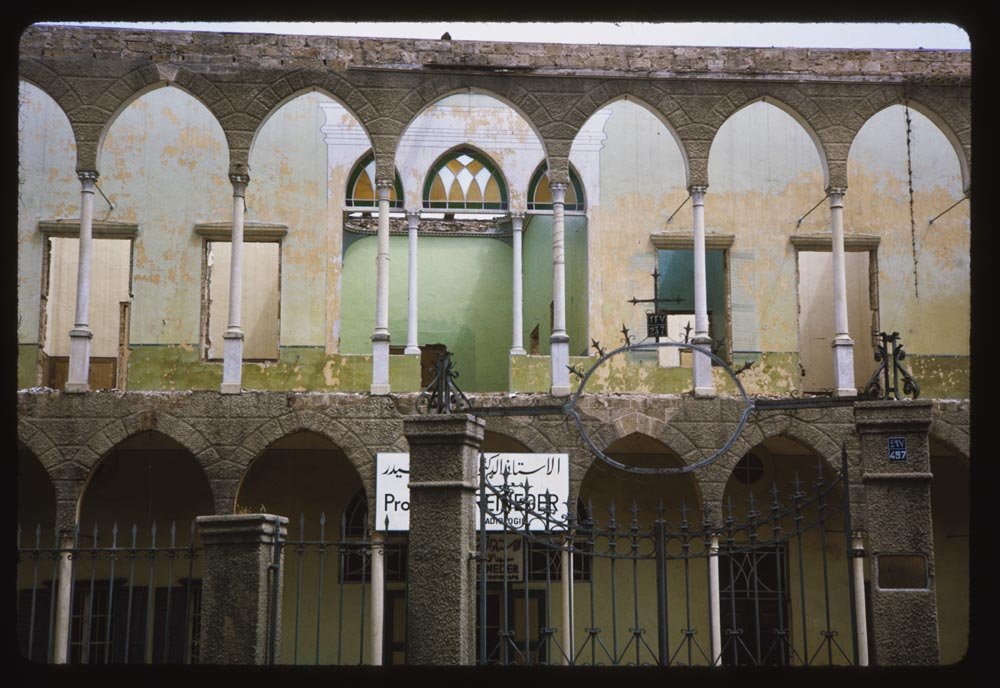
left=16, top=521, right=202, bottom=664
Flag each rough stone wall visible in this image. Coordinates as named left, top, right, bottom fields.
left=17, top=389, right=925, bottom=532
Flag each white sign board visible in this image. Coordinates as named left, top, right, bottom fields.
left=376, top=452, right=569, bottom=532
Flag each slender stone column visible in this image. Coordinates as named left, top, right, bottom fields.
left=65, top=171, right=98, bottom=393
left=371, top=180, right=393, bottom=394
left=829, top=187, right=856, bottom=396
left=690, top=185, right=716, bottom=397
left=708, top=533, right=722, bottom=665
left=370, top=530, right=385, bottom=665
left=510, top=211, right=526, bottom=356
left=196, top=514, right=287, bottom=665
left=561, top=545, right=573, bottom=665
left=404, top=210, right=421, bottom=356
left=852, top=531, right=870, bottom=666
left=549, top=183, right=570, bottom=396
left=403, top=414, right=485, bottom=665
left=221, top=174, right=249, bottom=394
left=856, top=400, right=938, bottom=665
left=51, top=530, right=75, bottom=662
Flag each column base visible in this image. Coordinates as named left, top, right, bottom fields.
left=550, top=333, right=570, bottom=397
left=371, top=335, right=390, bottom=395
left=63, top=382, right=90, bottom=394
left=404, top=345, right=421, bottom=356
left=832, top=335, right=856, bottom=397
left=510, top=347, right=526, bottom=356
left=65, top=327, right=93, bottom=392
left=220, top=382, right=242, bottom=395
left=222, top=330, right=244, bottom=394
left=691, top=337, right=716, bottom=397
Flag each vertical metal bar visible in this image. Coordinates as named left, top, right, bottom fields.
left=82, top=524, right=99, bottom=664
left=726, top=500, right=739, bottom=666
left=47, top=528, right=59, bottom=662
left=609, top=501, right=618, bottom=664
left=522, top=482, right=530, bottom=665
left=124, top=524, right=137, bottom=664
left=183, top=519, right=195, bottom=664
left=478, top=452, right=488, bottom=665
left=543, top=492, right=553, bottom=666
left=294, top=513, right=304, bottom=664
left=501, top=471, right=511, bottom=665
left=793, top=475, right=809, bottom=664
left=655, top=512, right=667, bottom=666
left=145, top=522, right=157, bottom=664
left=587, top=502, right=596, bottom=666
left=815, top=463, right=834, bottom=666
left=315, top=512, right=326, bottom=665
left=268, top=515, right=282, bottom=665
left=682, top=504, right=693, bottom=666
left=27, top=525, right=41, bottom=662
left=103, top=524, right=118, bottom=664
left=770, top=486, right=788, bottom=666
left=748, top=494, right=762, bottom=666
left=162, top=521, right=176, bottom=663
left=630, top=501, right=640, bottom=666
left=358, top=513, right=367, bottom=665
left=336, top=537, right=345, bottom=664
left=380, top=522, right=389, bottom=666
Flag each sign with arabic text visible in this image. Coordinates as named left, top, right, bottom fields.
left=376, top=452, right=569, bottom=532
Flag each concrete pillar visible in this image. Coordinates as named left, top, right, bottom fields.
left=404, top=210, right=421, bottom=356
left=708, top=533, right=722, bottom=665
left=403, top=414, right=485, bottom=665
left=65, top=171, right=98, bottom=393
left=50, top=530, right=75, bottom=663
left=221, top=174, right=249, bottom=394
left=690, top=185, right=715, bottom=397
left=829, top=188, right=856, bottom=396
left=856, top=400, right=938, bottom=665
left=370, top=531, right=385, bottom=665
left=371, top=180, right=393, bottom=395
left=510, top=211, right=526, bottom=356
left=852, top=531, right=870, bottom=666
left=196, top=514, right=288, bottom=664
left=549, top=183, right=570, bottom=396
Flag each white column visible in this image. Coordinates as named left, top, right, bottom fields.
left=65, top=171, right=98, bottom=393
left=404, top=210, right=421, bottom=356
left=561, top=545, right=573, bottom=665
left=370, top=531, right=385, bottom=665
left=829, top=187, right=856, bottom=396
left=51, top=530, right=74, bottom=662
left=371, top=180, right=393, bottom=395
left=851, top=532, right=870, bottom=666
left=690, top=185, right=716, bottom=397
left=221, top=174, right=249, bottom=394
left=709, top=533, right=722, bottom=666
left=510, top=211, right=526, bottom=356
left=549, top=182, right=570, bottom=396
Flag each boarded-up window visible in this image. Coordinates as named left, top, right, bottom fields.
left=44, top=237, right=131, bottom=388
left=206, top=241, right=280, bottom=360
left=797, top=251, right=877, bottom=393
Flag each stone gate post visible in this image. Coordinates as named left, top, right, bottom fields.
left=403, top=414, right=485, bottom=665
left=196, top=514, right=287, bottom=664
left=856, top=400, right=939, bottom=665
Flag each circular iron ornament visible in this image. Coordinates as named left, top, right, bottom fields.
left=561, top=341, right=755, bottom=475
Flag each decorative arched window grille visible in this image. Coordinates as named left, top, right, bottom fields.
left=423, top=148, right=508, bottom=211
left=345, top=151, right=404, bottom=209
left=526, top=163, right=585, bottom=211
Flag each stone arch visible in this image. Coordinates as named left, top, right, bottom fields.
left=572, top=91, right=692, bottom=188
left=708, top=92, right=831, bottom=190
left=480, top=422, right=556, bottom=454
left=16, top=418, right=63, bottom=475
left=230, top=410, right=374, bottom=509
left=246, top=83, right=375, bottom=176
left=380, top=79, right=553, bottom=184
left=17, top=440, right=57, bottom=536
left=599, top=410, right=701, bottom=467
left=847, top=85, right=970, bottom=193
left=928, top=430, right=969, bottom=464
left=94, top=75, right=230, bottom=173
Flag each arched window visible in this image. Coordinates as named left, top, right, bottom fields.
left=526, top=163, right=585, bottom=211
left=423, top=148, right=508, bottom=211
left=345, top=151, right=404, bottom=208
left=340, top=489, right=369, bottom=582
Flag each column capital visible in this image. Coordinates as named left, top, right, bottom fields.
left=826, top=186, right=847, bottom=197
left=688, top=184, right=708, bottom=197
left=549, top=182, right=567, bottom=205
left=230, top=173, right=250, bottom=194
left=77, top=170, right=99, bottom=184
left=509, top=210, right=526, bottom=221
left=406, top=208, right=421, bottom=225
left=376, top=179, right=394, bottom=201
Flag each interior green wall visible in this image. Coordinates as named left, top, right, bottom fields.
left=522, top=215, right=589, bottom=357
left=341, top=234, right=514, bottom=391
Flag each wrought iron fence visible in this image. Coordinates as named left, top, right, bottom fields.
left=275, top=512, right=409, bottom=665
left=15, top=521, right=202, bottom=664
left=476, top=455, right=858, bottom=667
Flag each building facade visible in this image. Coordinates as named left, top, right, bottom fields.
left=16, top=25, right=970, bottom=666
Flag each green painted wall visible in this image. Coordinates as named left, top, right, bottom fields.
left=341, top=234, right=513, bottom=392
left=18, top=344, right=39, bottom=389
left=522, top=215, right=589, bottom=357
